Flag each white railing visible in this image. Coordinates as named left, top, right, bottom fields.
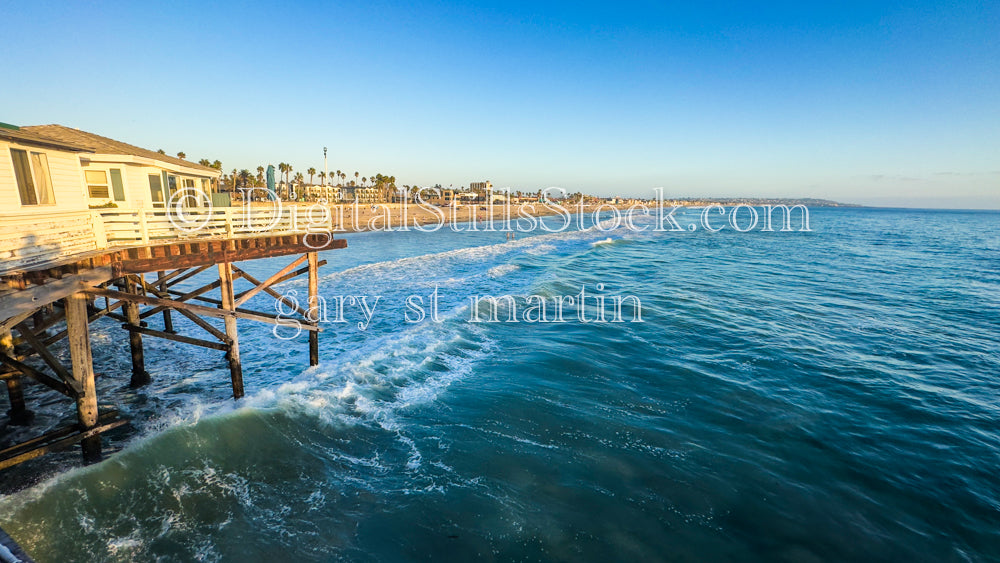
left=0, top=205, right=336, bottom=274
left=0, top=210, right=99, bottom=273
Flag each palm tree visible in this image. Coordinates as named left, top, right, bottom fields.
left=354, top=171, right=359, bottom=186
left=257, top=166, right=265, bottom=185
left=276, top=163, right=287, bottom=197
left=318, top=171, right=326, bottom=185
left=335, top=169, right=342, bottom=187
left=177, top=151, right=186, bottom=159
left=157, top=149, right=166, bottom=155
left=199, top=158, right=211, bottom=167
left=212, top=160, right=222, bottom=170
left=307, top=167, right=316, bottom=185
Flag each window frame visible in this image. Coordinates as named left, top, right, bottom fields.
left=85, top=169, right=111, bottom=199
left=10, top=147, right=57, bottom=206
left=109, top=168, right=126, bottom=202
left=148, top=173, right=165, bottom=208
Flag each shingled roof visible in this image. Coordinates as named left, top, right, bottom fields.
left=21, top=124, right=218, bottom=174
left=0, top=124, right=95, bottom=152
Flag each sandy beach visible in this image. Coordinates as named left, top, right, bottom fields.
left=253, top=200, right=630, bottom=233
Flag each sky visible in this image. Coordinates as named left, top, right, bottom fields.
left=2, top=1, right=998, bottom=208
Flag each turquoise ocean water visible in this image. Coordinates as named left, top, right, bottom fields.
left=1, top=207, right=998, bottom=561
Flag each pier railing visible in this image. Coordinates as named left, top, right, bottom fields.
left=0, top=205, right=335, bottom=274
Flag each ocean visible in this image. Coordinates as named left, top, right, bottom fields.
left=1, top=207, right=998, bottom=562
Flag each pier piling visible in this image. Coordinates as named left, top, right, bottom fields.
left=2, top=234, right=345, bottom=470
left=122, top=276, right=150, bottom=388
left=157, top=270, right=176, bottom=334
left=1, top=329, right=32, bottom=425
left=217, top=262, right=244, bottom=399
left=66, top=293, right=101, bottom=463
left=308, top=251, right=320, bottom=366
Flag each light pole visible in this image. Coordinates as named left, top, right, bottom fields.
left=323, top=147, right=328, bottom=187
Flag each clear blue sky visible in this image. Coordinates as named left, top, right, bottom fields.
left=3, top=1, right=998, bottom=207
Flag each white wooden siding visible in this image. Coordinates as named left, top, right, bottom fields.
left=0, top=141, right=88, bottom=213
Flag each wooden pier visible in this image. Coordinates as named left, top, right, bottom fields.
left=0, top=232, right=346, bottom=470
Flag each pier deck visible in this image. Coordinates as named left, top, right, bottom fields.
left=0, top=231, right=346, bottom=472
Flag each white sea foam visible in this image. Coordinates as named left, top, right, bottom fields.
left=487, top=264, right=520, bottom=278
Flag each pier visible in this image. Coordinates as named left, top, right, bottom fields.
left=1, top=225, right=345, bottom=469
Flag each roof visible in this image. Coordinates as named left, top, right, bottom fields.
left=21, top=124, right=218, bottom=174
left=0, top=125, right=95, bottom=152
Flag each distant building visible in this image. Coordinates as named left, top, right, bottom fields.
left=340, top=185, right=380, bottom=204
left=469, top=181, right=491, bottom=191
left=432, top=189, right=455, bottom=206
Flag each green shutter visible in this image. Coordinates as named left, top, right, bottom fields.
left=110, top=169, right=125, bottom=201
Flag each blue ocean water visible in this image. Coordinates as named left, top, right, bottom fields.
left=1, top=207, right=999, bottom=561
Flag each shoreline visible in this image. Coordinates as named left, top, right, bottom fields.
left=251, top=201, right=633, bottom=234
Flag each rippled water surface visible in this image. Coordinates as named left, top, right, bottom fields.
left=1, top=207, right=999, bottom=562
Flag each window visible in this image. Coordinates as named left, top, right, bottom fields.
left=180, top=178, right=198, bottom=207
left=148, top=174, right=164, bottom=207
left=109, top=169, right=125, bottom=201
left=86, top=170, right=110, bottom=198
left=10, top=148, right=55, bottom=205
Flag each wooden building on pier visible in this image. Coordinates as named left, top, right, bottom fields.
left=0, top=123, right=346, bottom=472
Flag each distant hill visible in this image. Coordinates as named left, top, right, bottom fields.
left=660, top=197, right=862, bottom=207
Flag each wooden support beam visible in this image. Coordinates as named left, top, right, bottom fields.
left=308, top=252, right=320, bottom=366
left=120, top=324, right=229, bottom=351
left=14, top=322, right=73, bottom=388
left=87, top=287, right=230, bottom=319
left=65, top=292, right=101, bottom=463
left=30, top=306, right=67, bottom=334
left=139, top=277, right=228, bottom=319
left=218, top=263, right=244, bottom=399
left=120, top=237, right=345, bottom=274
left=0, top=418, right=127, bottom=471
left=38, top=300, right=124, bottom=349
left=235, top=309, right=322, bottom=332
left=0, top=410, right=119, bottom=459
left=0, top=311, right=35, bottom=335
left=172, top=308, right=230, bottom=343
left=163, top=265, right=211, bottom=288
left=0, top=352, right=77, bottom=398
left=233, top=254, right=308, bottom=308
left=122, top=277, right=150, bottom=388
left=84, top=287, right=321, bottom=331
left=0, top=266, right=114, bottom=320
left=157, top=270, right=175, bottom=333
left=230, top=260, right=326, bottom=318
